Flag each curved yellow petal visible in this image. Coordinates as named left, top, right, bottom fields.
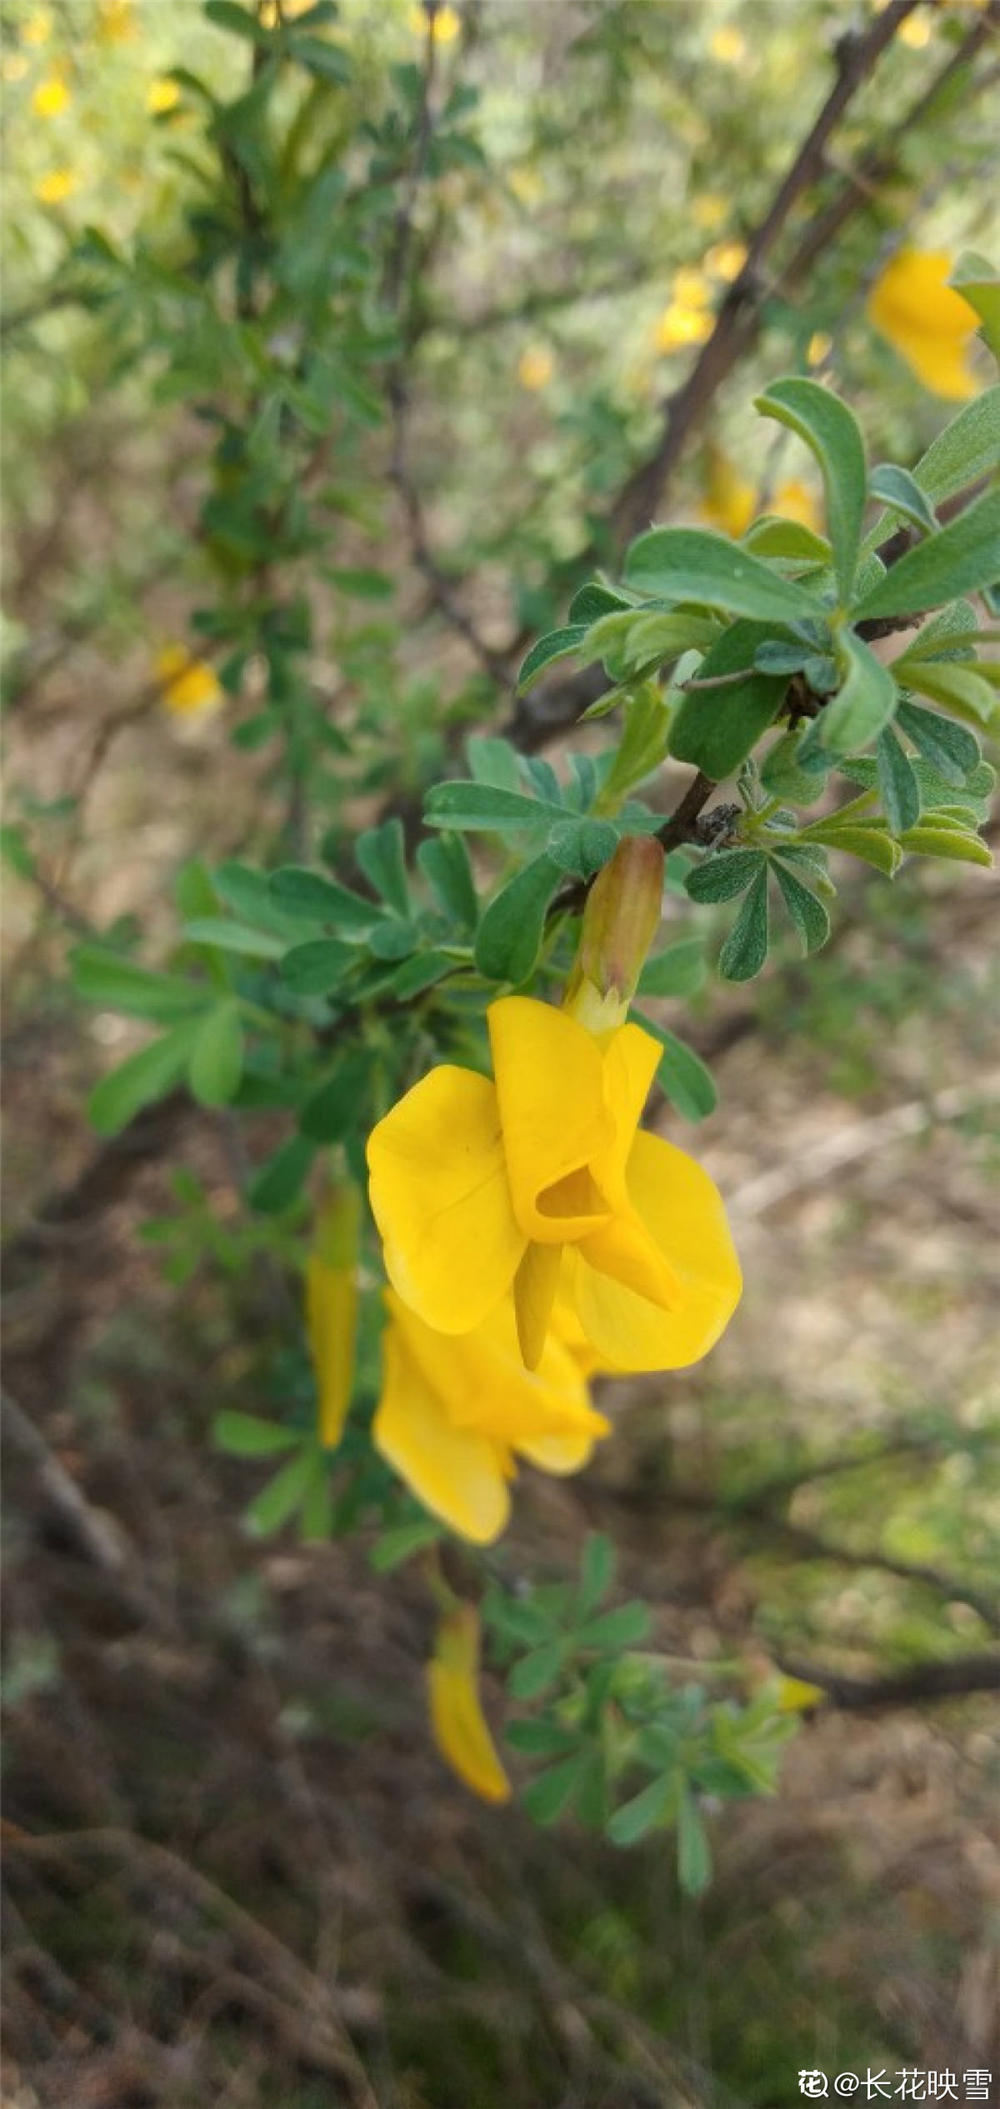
left=488, top=997, right=614, bottom=1241
left=367, top=1064, right=524, bottom=1333
left=428, top=1609, right=511, bottom=1804
left=592, top=1021, right=662, bottom=1205
left=514, top=1424, right=601, bottom=1474
left=570, top=1129, right=741, bottom=1372
left=373, top=1319, right=510, bottom=1543
left=306, top=1253, right=357, bottom=1449
left=387, top=1290, right=608, bottom=1453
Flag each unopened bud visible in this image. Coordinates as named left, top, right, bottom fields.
left=565, top=835, right=664, bottom=1033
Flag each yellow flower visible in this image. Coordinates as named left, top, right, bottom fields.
left=897, top=10, right=932, bottom=44
left=509, top=164, right=544, bottom=206
left=655, top=302, right=713, bottom=353
left=97, top=0, right=134, bottom=38
left=867, top=248, right=980, bottom=400
left=705, top=240, right=747, bottom=283
left=23, top=9, right=52, bottom=45
left=406, top=2, right=461, bottom=42
left=772, top=478, right=823, bottom=534
left=373, top=1287, right=608, bottom=1544
left=155, top=645, right=223, bottom=718
left=700, top=448, right=756, bottom=538
left=367, top=995, right=741, bottom=1383
left=517, top=345, right=554, bottom=391
left=32, top=74, right=69, bottom=118
left=34, top=167, right=77, bottom=204
left=709, top=24, right=747, bottom=64
left=807, top=330, right=833, bottom=367
left=307, top=1187, right=361, bottom=1451
left=147, top=77, right=180, bottom=115
left=428, top=1607, right=511, bottom=1802
left=691, top=193, right=728, bottom=232
left=672, top=265, right=711, bottom=310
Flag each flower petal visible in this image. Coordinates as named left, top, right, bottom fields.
left=373, top=1319, right=510, bottom=1543
left=367, top=1064, right=524, bottom=1333
left=571, top=1128, right=741, bottom=1371
left=488, top=997, right=614, bottom=1241
left=513, top=1239, right=563, bottom=1369
left=388, top=1290, right=607, bottom=1452
left=428, top=1609, right=511, bottom=1804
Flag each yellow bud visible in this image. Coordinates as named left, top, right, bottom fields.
left=567, top=835, right=665, bottom=1029
left=672, top=265, right=711, bottom=310
left=655, top=302, right=713, bottom=352
left=807, top=330, right=833, bottom=367
left=517, top=345, right=554, bottom=390
left=34, top=168, right=77, bottom=204
left=428, top=1607, right=511, bottom=1804
left=147, top=77, right=180, bottom=114
left=705, top=240, right=747, bottom=283
left=32, top=75, right=69, bottom=119
left=156, top=645, right=223, bottom=718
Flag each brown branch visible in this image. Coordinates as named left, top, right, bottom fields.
left=773, top=1651, right=1000, bottom=1710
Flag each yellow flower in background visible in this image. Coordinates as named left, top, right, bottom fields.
left=517, top=345, right=554, bottom=391
left=705, top=240, right=747, bottom=283
left=155, top=645, right=223, bottom=718
left=867, top=248, right=980, bottom=400
left=691, top=193, right=728, bottom=232
left=34, top=168, right=77, bottom=204
left=428, top=1607, right=511, bottom=1803
left=97, top=0, right=135, bottom=38
left=373, top=1288, right=608, bottom=1544
left=700, top=448, right=756, bottom=539
left=368, top=994, right=741, bottom=1382
left=307, top=1187, right=361, bottom=1451
left=32, top=75, right=69, bottom=118
left=897, top=10, right=932, bottom=43
left=655, top=302, right=713, bottom=353
left=509, top=164, right=544, bottom=206
left=23, top=9, right=52, bottom=44
left=807, top=331, right=833, bottom=367
left=406, top=2, right=461, bottom=42
left=709, top=24, right=747, bottom=64
left=147, top=77, right=180, bottom=115
left=672, top=265, right=711, bottom=310
left=772, top=478, right=823, bottom=533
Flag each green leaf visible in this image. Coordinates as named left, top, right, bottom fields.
left=244, top=1445, right=317, bottom=1539
left=772, top=861, right=830, bottom=955
left=545, top=816, right=619, bottom=878
left=508, top=1642, right=565, bottom=1701
left=467, top=736, right=522, bottom=792
left=677, top=1783, right=712, bottom=1897
left=799, top=821, right=901, bottom=876
left=578, top=1534, right=615, bottom=1618
left=760, top=729, right=826, bottom=804
left=505, top=1718, right=578, bottom=1758
left=949, top=252, right=1000, bottom=360
left=280, top=938, right=356, bottom=995
left=72, top=945, right=205, bottom=1023
left=669, top=621, right=787, bottom=778
left=474, top=853, right=562, bottom=983
left=248, top=1134, right=314, bottom=1214
left=899, top=826, right=992, bottom=867
left=875, top=725, right=921, bottom=834
left=686, top=848, right=763, bottom=903
left=188, top=1001, right=244, bottom=1107
left=287, top=32, right=352, bottom=84
left=425, top=781, right=561, bottom=833
left=299, top=1051, right=369, bottom=1143
left=743, top=515, right=831, bottom=564
left=632, top=1014, right=717, bottom=1122
left=183, top=917, right=287, bottom=959
left=326, top=566, right=394, bottom=600
left=370, top=1518, right=443, bottom=1572
left=516, top=625, right=588, bottom=693
left=521, top=1754, right=588, bottom=1827
left=617, top=611, right=719, bottom=674
left=577, top=1602, right=650, bottom=1651
left=819, top=634, right=897, bottom=753
left=607, top=1773, right=676, bottom=1847
left=624, top=528, right=820, bottom=624
left=355, top=819, right=409, bottom=917
left=213, top=861, right=307, bottom=937
left=868, top=464, right=937, bottom=538
left=909, top=385, right=1000, bottom=509
left=718, top=867, right=769, bottom=982
left=88, top=1022, right=197, bottom=1136
left=636, top=938, right=705, bottom=999
left=567, top=582, right=633, bottom=625
left=269, top=867, right=377, bottom=933
left=895, top=701, right=979, bottom=786
left=755, top=377, right=865, bottom=601
left=853, top=487, right=1000, bottom=620
left=213, top=1412, right=299, bottom=1458
left=900, top=659, right=996, bottom=726
left=417, top=833, right=478, bottom=930
left=384, top=950, right=454, bottom=1001
left=204, top=0, right=270, bottom=38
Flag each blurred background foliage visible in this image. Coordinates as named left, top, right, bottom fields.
left=2, top=2, right=999, bottom=2106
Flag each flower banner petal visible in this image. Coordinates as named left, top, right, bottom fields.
left=488, top=997, right=614, bottom=1240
